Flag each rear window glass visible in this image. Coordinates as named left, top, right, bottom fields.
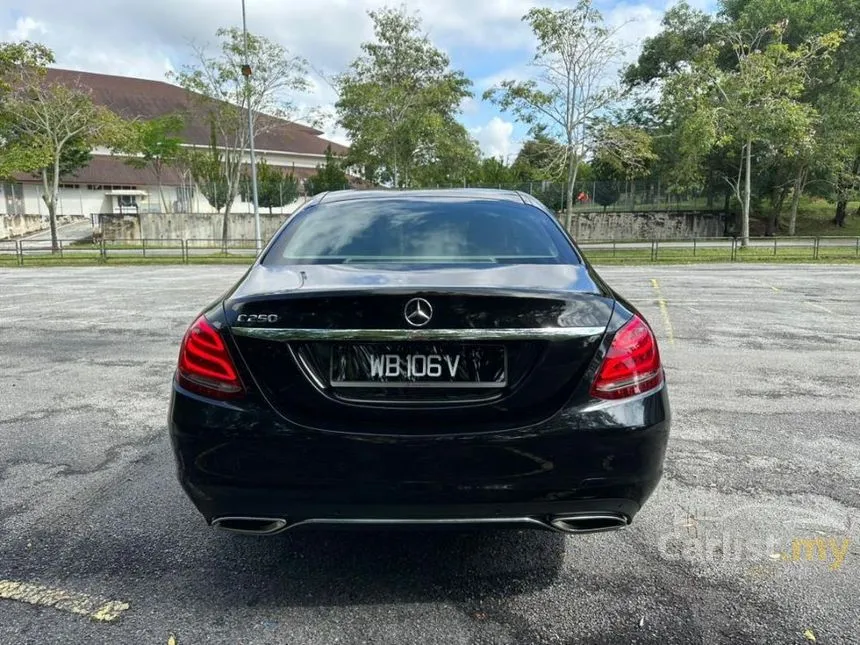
left=264, top=198, right=579, bottom=265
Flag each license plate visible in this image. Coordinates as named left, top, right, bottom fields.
left=330, top=344, right=507, bottom=388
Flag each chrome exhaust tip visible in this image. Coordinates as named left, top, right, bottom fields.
left=547, top=513, right=629, bottom=534
left=212, top=516, right=288, bottom=535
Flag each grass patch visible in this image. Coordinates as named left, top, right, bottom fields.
left=588, top=253, right=860, bottom=265
left=582, top=242, right=860, bottom=265
left=5, top=239, right=860, bottom=268
left=14, top=254, right=255, bottom=267
left=751, top=198, right=860, bottom=237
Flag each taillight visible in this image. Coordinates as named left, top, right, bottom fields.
left=176, top=316, right=244, bottom=399
left=590, top=315, right=663, bottom=400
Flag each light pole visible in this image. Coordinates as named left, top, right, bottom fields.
left=241, top=0, right=262, bottom=253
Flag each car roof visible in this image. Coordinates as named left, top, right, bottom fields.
left=317, top=188, right=527, bottom=204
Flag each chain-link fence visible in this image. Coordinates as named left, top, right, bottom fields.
left=422, top=179, right=731, bottom=213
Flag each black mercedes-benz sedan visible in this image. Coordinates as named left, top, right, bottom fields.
left=168, top=189, right=670, bottom=536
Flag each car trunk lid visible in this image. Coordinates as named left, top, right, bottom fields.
left=225, top=264, right=615, bottom=434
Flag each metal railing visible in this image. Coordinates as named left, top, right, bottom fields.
left=577, top=236, right=860, bottom=262
left=1, top=235, right=859, bottom=266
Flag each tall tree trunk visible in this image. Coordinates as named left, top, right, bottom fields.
left=706, top=164, right=714, bottom=208
left=834, top=201, right=847, bottom=227
left=41, top=161, right=61, bottom=253
left=741, top=138, right=752, bottom=248
left=157, top=174, right=169, bottom=213
left=788, top=166, right=806, bottom=236
left=43, top=194, right=58, bottom=252
left=572, top=165, right=581, bottom=238
left=221, top=188, right=233, bottom=245
left=221, top=206, right=230, bottom=244
left=766, top=186, right=789, bottom=236
left=834, top=153, right=860, bottom=227
left=221, top=158, right=241, bottom=244
left=565, top=150, right=579, bottom=237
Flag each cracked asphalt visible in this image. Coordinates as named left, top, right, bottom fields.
left=0, top=264, right=858, bottom=645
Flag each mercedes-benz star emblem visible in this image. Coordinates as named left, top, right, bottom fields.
left=404, top=297, right=433, bottom=327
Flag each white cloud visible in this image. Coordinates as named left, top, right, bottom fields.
left=1, top=1, right=702, bottom=150
left=4, top=0, right=539, bottom=78
left=606, top=3, right=666, bottom=65
left=64, top=48, right=176, bottom=82
left=470, top=117, right=520, bottom=161
left=459, top=96, right=479, bottom=115
left=6, top=16, right=48, bottom=41
left=477, top=65, right=532, bottom=92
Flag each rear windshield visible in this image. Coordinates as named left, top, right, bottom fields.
left=263, top=197, right=579, bottom=265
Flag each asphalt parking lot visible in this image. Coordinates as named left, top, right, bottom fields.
left=1, top=263, right=858, bottom=645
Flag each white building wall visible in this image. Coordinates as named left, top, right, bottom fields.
left=11, top=184, right=108, bottom=219
left=4, top=146, right=329, bottom=218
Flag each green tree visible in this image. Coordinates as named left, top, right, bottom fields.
left=188, top=123, right=229, bottom=213
left=2, top=68, right=126, bottom=250
left=628, top=0, right=860, bottom=232
left=589, top=124, right=657, bottom=211
left=661, top=23, right=841, bottom=245
left=484, top=1, right=625, bottom=236
left=0, top=41, right=55, bottom=177
left=471, top=156, right=518, bottom=187
left=241, top=158, right=299, bottom=213
left=409, top=122, right=480, bottom=188
left=0, top=40, right=54, bottom=91
left=172, top=27, right=311, bottom=239
left=115, top=114, right=184, bottom=213
left=723, top=0, right=860, bottom=228
left=592, top=125, right=657, bottom=182
left=305, top=145, right=350, bottom=195
left=336, top=7, right=472, bottom=187
left=510, top=128, right=567, bottom=182
left=624, top=3, right=725, bottom=88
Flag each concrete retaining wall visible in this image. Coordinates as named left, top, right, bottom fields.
left=563, top=210, right=726, bottom=240
left=100, top=211, right=291, bottom=242
left=99, top=209, right=728, bottom=243
left=0, top=214, right=46, bottom=239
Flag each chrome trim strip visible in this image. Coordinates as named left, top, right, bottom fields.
left=332, top=391, right=501, bottom=405
left=577, top=382, right=666, bottom=413
left=286, top=517, right=551, bottom=530
left=211, top=515, right=629, bottom=535
left=231, top=326, right=606, bottom=342
left=330, top=381, right=505, bottom=389
left=212, top=516, right=288, bottom=535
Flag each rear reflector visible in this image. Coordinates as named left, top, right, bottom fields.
left=590, top=315, right=663, bottom=400
left=176, top=316, right=244, bottom=399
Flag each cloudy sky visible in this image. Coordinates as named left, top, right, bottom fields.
left=1, top=0, right=717, bottom=159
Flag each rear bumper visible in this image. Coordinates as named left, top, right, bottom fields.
left=168, top=384, right=670, bottom=527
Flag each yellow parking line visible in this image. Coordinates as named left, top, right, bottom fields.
left=650, top=279, right=675, bottom=346
left=0, top=579, right=129, bottom=622
left=754, top=279, right=781, bottom=292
